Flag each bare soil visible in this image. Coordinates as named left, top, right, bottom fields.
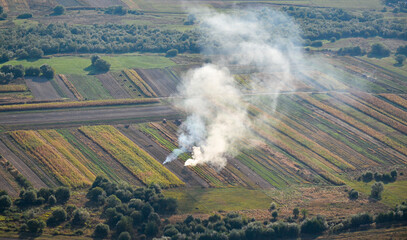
left=24, top=77, right=62, bottom=101
left=54, top=74, right=77, bottom=100
left=136, top=68, right=180, bottom=97
left=96, top=73, right=131, bottom=99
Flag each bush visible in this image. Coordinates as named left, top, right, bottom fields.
left=27, top=219, right=45, bottom=233
left=310, top=41, right=323, bottom=47
left=17, top=13, right=32, bottom=19
left=118, top=231, right=131, bottom=240
left=25, top=66, right=41, bottom=77
left=350, top=213, right=373, bottom=228
left=368, top=43, right=391, bottom=58
left=0, top=195, right=11, bottom=212
left=93, top=223, right=109, bottom=239
left=272, top=211, right=278, bottom=221
left=375, top=211, right=395, bottom=224
left=47, top=207, right=67, bottom=227
left=48, top=195, right=56, bottom=205
left=348, top=189, right=359, bottom=200
left=53, top=5, right=65, bottom=15
left=269, top=202, right=276, bottom=211
left=293, top=208, right=299, bottom=218
left=165, top=49, right=178, bottom=57
left=72, top=208, right=89, bottom=226
left=370, top=182, right=384, bottom=200
left=300, top=215, right=328, bottom=235
left=55, top=187, right=70, bottom=203
left=268, top=222, right=300, bottom=238
left=40, top=64, right=55, bottom=79
left=362, top=171, right=373, bottom=182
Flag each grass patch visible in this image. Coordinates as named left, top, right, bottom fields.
left=66, top=74, right=112, bottom=100
left=0, top=55, right=176, bottom=76
left=163, top=187, right=272, bottom=213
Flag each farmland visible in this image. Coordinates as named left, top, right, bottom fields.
left=0, top=0, right=406, bottom=239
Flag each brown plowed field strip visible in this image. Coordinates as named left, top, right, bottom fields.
left=0, top=137, right=54, bottom=188
left=71, top=129, right=144, bottom=186
left=136, top=68, right=180, bottom=97
left=96, top=73, right=132, bottom=99
left=25, top=77, right=62, bottom=101
left=116, top=125, right=209, bottom=188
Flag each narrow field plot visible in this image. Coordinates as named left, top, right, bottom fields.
left=82, top=0, right=126, bottom=8
left=57, top=74, right=82, bottom=101
left=66, top=74, right=112, bottom=100
left=123, top=69, right=157, bottom=97
left=78, top=125, right=184, bottom=188
left=55, top=0, right=83, bottom=7
left=96, top=73, right=131, bottom=99
left=136, top=68, right=180, bottom=97
left=9, top=130, right=93, bottom=188
left=380, top=93, right=407, bottom=110
left=24, top=77, right=62, bottom=101
left=0, top=85, right=27, bottom=93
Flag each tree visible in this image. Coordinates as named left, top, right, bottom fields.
left=395, top=55, right=406, bottom=65
left=348, top=189, right=359, bottom=200
left=17, top=13, right=32, bottom=19
left=0, top=195, right=11, bottom=212
left=0, top=72, right=13, bottom=84
left=293, top=208, right=300, bottom=219
left=301, top=209, right=308, bottom=220
left=55, top=186, right=70, bottom=204
left=72, top=208, right=89, bottom=226
left=368, top=43, right=391, bottom=58
left=53, top=5, right=65, bottom=15
left=272, top=211, right=278, bottom=221
left=27, top=219, right=45, bottom=233
left=165, top=49, right=178, bottom=57
left=87, top=187, right=106, bottom=204
left=269, top=202, right=276, bottom=212
left=25, top=67, right=41, bottom=77
left=370, top=182, right=384, bottom=200
left=300, top=215, right=328, bottom=235
left=48, top=195, right=56, bottom=205
left=93, top=223, right=109, bottom=239
left=91, top=56, right=110, bottom=72
left=12, top=65, right=24, bottom=78
left=40, top=64, right=55, bottom=79
left=28, top=48, right=44, bottom=59
left=47, top=207, right=67, bottom=226
left=145, top=221, right=159, bottom=237
left=118, top=231, right=131, bottom=240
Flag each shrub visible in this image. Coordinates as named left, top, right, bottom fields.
left=165, top=49, right=178, bottom=57
left=48, top=195, right=56, bottom=205
left=368, top=43, right=391, bottom=58
left=87, top=186, right=106, bottom=204
left=17, top=13, right=32, bottom=19
left=300, top=215, right=328, bottom=235
left=53, top=5, right=65, bottom=15
left=27, top=219, right=45, bottom=233
left=348, top=189, right=359, bottom=200
left=293, top=208, right=300, bottom=218
left=47, top=207, right=67, bottom=227
left=269, top=202, right=276, bottom=211
left=25, top=66, right=41, bottom=77
left=93, top=223, right=109, bottom=239
left=362, top=171, right=373, bottom=182
left=350, top=213, right=373, bottom=228
left=55, top=187, right=70, bottom=204
left=272, top=211, right=278, bottom=221
left=311, top=41, right=323, bottom=47
left=0, top=195, right=11, bottom=212
left=72, top=208, right=89, bottom=226
left=370, top=182, right=384, bottom=200
left=40, top=64, right=55, bottom=79
left=118, top=231, right=131, bottom=240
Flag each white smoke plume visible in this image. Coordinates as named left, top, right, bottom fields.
left=164, top=8, right=304, bottom=169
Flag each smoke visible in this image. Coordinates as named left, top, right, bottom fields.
left=164, top=7, right=305, bottom=169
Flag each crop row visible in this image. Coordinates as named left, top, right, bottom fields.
left=0, top=98, right=159, bottom=112
left=331, top=93, right=407, bottom=135
left=9, top=130, right=92, bottom=188
left=58, top=74, right=84, bottom=101
left=298, top=93, right=407, bottom=157
left=0, top=84, right=27, bottom=93
left=79, top=125, right=184, bottom=188
left=123, top=69, right=157, bottom=98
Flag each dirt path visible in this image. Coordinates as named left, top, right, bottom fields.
left=117, top=125, right=210, bottom=188
left=96, top=73, right=131, bottom=99
left=0, top=138, right=49, bottom=189
left=25, top=77, right=62, bottom=101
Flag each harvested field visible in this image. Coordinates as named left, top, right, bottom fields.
left=136, top=68, right=180, bottom=97
left=24, top=77, right=62, bottom=101
left=9, top=130, right=93, bottom=188
left=79, top=125, right=184, bottom=188
left=96, top=73, right=131, bottom=99
left=0, top=138, right=48, bottom=189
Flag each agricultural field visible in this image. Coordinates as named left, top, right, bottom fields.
left=0, top=0, right=407, bottom=239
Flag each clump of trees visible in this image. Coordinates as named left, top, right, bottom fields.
left=337, top=46, right=364, bottom=56
left=360, top=170, right=398, bottom=183
left=91, top=55, right=111, bottom=72
left=17, top=13, right=33, bottom=19
left=368, top=43, right=391, bottom=58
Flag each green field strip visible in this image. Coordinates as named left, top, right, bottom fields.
left=67, top=74, right=112, bottom=100
left=56, top=129, right=122, bottom=183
